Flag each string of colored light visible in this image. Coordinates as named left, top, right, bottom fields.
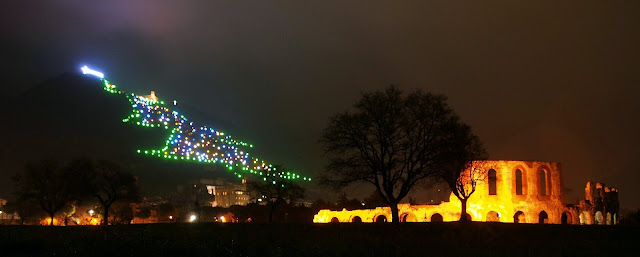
left=82, top=66, right=310, bottom=182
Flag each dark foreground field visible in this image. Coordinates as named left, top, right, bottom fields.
left=1, top=222, right=639, bottom=257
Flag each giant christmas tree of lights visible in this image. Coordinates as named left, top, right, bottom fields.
left=81, top=66, right=310, bottom=183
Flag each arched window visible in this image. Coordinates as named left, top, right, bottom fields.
left=539, top=169, right=547, bottom=196
left=430, top=213, right=443, bottom=222
left=352, top=216, right=362, bottom=223
left=375, top=215, right=387, bottom=223
left=488, top=169, right=497, bottom=195
left=515, top=169, right=523, bottom=195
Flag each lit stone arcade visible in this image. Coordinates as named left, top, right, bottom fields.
left=313, top=160, right=619, bottom=225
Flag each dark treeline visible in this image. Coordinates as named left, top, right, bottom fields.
left=6, top=158, right=139, bottom=226
left=1, top=158, right=391, bottom=225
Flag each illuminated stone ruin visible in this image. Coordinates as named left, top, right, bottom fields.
left=572, top=182, right=620, bottom=225
left=313, top=160, right=619, bottom=225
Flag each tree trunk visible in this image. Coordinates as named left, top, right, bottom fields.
left=49, top=213, right=55, bottom=226
left=390, top=203, right=400, bottom=223
left=460, top=198, right=469, bottom=222
left=268, top=204, right=276, bottom=223
left=103, top=204, right=110, bottom=226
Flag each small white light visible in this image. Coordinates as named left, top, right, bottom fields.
left=80, top=66, right=104, bottom=78
left=189, top=214, right=197, bottom=222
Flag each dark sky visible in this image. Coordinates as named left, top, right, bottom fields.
left=1, top=1, right=639, bottom=209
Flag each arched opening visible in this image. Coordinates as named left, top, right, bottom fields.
left=515, top=169, right=523, bottom=195
left=488, top=169, right=497, bottom=195
left=595, top=211, right=604, bottom=225
left=486, top=211, right=500, bottom=222
left=375, top=215, right=387, bottom=223
left=330, top=217, right=339, bottom=223
left=539, top=169, right=547, bottom=196
left=579, top=211, right=590, bottom=225
left=351, top=216, right=362, bottom=223
left=561, top=212, right=572, bottom=224
left=513, top=211, right=526, bottom=223
left=401, top=213, right=417, bottom=222
left=430, top=213, right=443, bottom=222
left=538, top=211, right=549, bottom=224
left=606, top=212, right=612, bottom=225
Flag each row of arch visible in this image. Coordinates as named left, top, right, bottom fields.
left=579, top=211, right=617, bottom=225
left=329, top=213, right=444, bottom=223
left=329, top=210, right=577, bottom=224
left=486, top=167, right=552, bottom=196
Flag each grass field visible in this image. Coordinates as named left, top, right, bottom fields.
left=1, top=222, right=638, bottom=257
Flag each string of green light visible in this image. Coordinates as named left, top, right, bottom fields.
left=96, top=77, right=310, bottom=182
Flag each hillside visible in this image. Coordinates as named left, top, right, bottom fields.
left=0, top=72, right=241, bottom=197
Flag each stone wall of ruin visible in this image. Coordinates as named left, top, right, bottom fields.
left=314, top=160, right=616, bottom=225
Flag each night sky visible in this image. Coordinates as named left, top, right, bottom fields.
left=1, top=1, right=639, bottom=209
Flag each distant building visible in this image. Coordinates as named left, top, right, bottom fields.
left=141, top=91, right=159, bottom=102
left=181, top=178, right=251, bottom=208
left=204, top=178, right=251, bottom=208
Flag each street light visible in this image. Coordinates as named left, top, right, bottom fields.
left=189, top=215, right=197, bottom=222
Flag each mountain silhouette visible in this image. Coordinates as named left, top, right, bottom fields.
left=0, top=72, right=241, bottom=197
